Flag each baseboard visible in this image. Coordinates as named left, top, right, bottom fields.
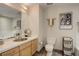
left=53, top=49, right=63, bottom=55
left=53, top=49, right=63, bottom=52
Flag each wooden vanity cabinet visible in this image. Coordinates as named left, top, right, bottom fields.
left=20, top=41, right=32, bottom=56
left=31, top=39, right=37, bottom=55
left=20, top=39, right=37, bottom=56
left=0, top=39, right=37, bottom=56
left=2, top=47, right=19, bottom=56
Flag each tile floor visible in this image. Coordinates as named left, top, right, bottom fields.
left=33, top=47, right=62, bottom=56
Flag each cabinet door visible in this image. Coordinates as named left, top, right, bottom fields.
left=20, top=42, right=32, bottom=56
left=20, top=46, right=31, bottom=56
left=32, top=39, right=37, bottom=55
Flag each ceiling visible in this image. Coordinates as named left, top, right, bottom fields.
left=1, top=3, right=79, bottom=12
left=0, top=3, right=21, bottom=18
left=3, top=3, right=38, bottom=12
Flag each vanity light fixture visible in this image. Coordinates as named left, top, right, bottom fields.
left=20, top=4, right=28, bottom=13
left=23, top=6, right=28, bottom=10
left=21, top=5, right=28, bottom=10
left=20, top=5, right=28, bottom=12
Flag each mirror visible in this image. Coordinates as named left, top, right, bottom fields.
left=0, top=4, right=21, bottom=39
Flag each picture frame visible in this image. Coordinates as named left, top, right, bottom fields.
left=59, top=12, right=72, bottom=30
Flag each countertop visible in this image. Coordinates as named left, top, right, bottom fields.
left=0, top=36, right=38, bottom=53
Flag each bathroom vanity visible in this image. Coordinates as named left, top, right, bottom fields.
left=0, top=36, right=38, bottom=56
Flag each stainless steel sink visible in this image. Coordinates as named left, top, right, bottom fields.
left=14, top=37, right=28, bottom=42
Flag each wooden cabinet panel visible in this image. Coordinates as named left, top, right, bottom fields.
left=32, top=39, right=37, bottom=55
left=2, top=47, right=19, bottom=56
left=13, top=53, right=19, bottom=56
left=20, top=42, right=32, bottom=56
left=20, top=46, right=31, bottom=56
left=20, top=41, right=31, bottom=50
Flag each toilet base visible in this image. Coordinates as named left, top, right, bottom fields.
left=46, top=51, right=53, bottom=56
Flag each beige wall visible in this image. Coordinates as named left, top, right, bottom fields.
left=21, top=5, right=46, bottom=51
left=28, top=5, right=46, bottom=51
left=38, top=5, right=46, bottom=51
left=28, top=5, right=39, bottom=37
left=21, top=11, right=29, bottom=34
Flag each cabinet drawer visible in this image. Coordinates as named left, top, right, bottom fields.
left=20, top=41, right=31, bottom=50
left=2, top=47, right=19, bottom=56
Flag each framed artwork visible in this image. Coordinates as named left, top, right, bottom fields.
left=59, top=12, right=72, bottom=30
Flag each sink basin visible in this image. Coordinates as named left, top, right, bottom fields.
left=14, top=38, right=28, bottom=42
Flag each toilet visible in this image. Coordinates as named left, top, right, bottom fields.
left=45, top=37, right=56, bottom=56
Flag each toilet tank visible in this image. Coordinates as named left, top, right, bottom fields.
left=47, top=37, right=56, bottom=45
